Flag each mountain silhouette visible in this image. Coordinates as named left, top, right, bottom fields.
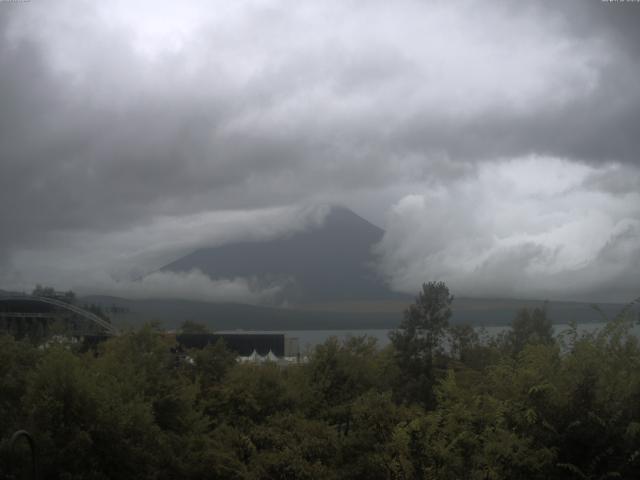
left=160, top=206, right=399, bottom=303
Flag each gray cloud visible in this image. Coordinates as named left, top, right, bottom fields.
left=1, top=0, right=639, bottom=301
left=374, top=157, right=640, bottom=302
left=85, top=270, right=286, bottom=305
left=0, top=204, right=330, bottom=293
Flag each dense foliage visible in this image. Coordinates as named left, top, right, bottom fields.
left=1, top=283, right=640, bottom=479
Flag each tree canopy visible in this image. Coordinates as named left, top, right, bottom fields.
left=2, top=284, right=640, bottom=479
left=390, top=281, right=453, bottom=407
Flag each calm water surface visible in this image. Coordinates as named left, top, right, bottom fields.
left=283, top=322, right=640, bottom=352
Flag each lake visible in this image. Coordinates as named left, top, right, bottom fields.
left=281, top=322, right=640, bottom=352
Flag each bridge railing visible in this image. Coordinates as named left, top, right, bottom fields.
left=0, top=294, right=118, bottom=336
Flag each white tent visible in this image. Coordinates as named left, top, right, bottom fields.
left=266, top=350, right=279, bottom=362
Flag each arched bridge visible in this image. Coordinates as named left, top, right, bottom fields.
left=0, top=294, right=118, bottom=336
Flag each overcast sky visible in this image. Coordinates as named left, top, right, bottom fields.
left=1, top=0, right=639, bottom=303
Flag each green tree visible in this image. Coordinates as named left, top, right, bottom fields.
left=249, top=413, right=339, bottom=480
left=305, top=336, right=386, bottom=434
left=390, top=281, right=453, bottom=407
left=407, top=370, right=555, bottom=479
left=24, top=346, right=161, bottom=479
left=180, top=320, right=211, bottom=334
left=447, top=324, right=479, bottom=364
left=193, top=338, right=237, bottom=390
left=0, top=335, right=40, bottom=448
left=216, top=363, right=296, bottom=427
left=338, top=391, right=416, bottom=480
left=505, top=305, right=554, bottom=355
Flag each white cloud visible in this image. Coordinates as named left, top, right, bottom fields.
left=0, top=204, right=330, bottom=297
left=375, top=156, right=640, bottom=302
left=84, top=269, right=284, bottom=304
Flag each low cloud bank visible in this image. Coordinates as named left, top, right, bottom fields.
left=81, top=270, right=285, bottom=305
left=376, top=157, right=640, bottom=303
left=0, top=205, right=327, bottom=301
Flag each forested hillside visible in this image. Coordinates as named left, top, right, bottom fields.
left=1, top=283, right=639, bottom=479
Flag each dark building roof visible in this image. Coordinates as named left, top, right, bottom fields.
left=176, top=333, right=285, bottom=357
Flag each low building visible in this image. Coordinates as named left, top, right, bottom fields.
left=176, top=332, right=301, bottom=363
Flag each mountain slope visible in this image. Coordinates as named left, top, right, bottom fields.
left=160, top=206, right=399, bottom=302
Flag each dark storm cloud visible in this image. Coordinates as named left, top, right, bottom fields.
left=556, top=0, right=640, bottom=56
left=0, top=0, right=638, bottom=300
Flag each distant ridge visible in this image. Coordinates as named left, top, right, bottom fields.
left=79, top=294, right=633, bottom=331
left=160, top=206, right=402, bottom=303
